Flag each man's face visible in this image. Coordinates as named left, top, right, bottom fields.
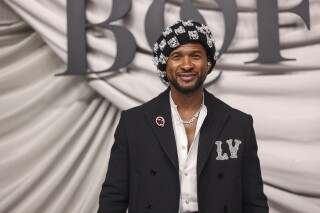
left=166, top=43, right=211, bottom=94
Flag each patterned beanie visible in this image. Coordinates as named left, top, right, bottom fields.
left=152, top=20, right=218, bottom=83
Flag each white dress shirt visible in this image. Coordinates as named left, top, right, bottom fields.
left=170, top=92, right=207, bottom=213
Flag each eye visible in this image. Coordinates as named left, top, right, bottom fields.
left=192, top=54, right=201, bottom=59
left=171, top=54, right=181, bottom=60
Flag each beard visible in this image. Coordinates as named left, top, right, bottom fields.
left=168, top=72, right=207, bottom=94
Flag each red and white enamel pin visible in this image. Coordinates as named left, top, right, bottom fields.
left=156, top=116, right=165, bottom=127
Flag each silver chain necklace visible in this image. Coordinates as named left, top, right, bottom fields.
left=178, top=103, right=203, bottom=125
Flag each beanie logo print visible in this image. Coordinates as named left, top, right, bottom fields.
left=188, top=30, right=199, bottom=40
left=159, top=53, right=168, bottom=65
left=168, top=37, right=180, bottom=48
left=159, top=39, right=167, bottom=51
left=163, top=27, right=173, bottom=37
left=174, top=26, right=186, bottom=35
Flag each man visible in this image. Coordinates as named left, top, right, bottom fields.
left=98, top=20, right=269, bottom=213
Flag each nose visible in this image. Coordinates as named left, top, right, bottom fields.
left=180, top=57, right=193, bottom=71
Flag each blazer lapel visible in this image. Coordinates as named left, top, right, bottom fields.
left=197, top=90, right=229, bottom=178
left=144, top=88, right=179, bottom=172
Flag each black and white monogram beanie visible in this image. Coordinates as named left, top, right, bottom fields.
left=152, top=20, right=218, bottom=83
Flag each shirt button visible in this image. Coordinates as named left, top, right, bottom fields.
left=145, top=201, right=152, bottom=209
left=185, top=173, right=188, bottom=176
left=182, top=145, right=186, bottom=150
left=217, top=172, right=224, bottom=180
left=185, top=200, right=189, bottom=204
left=149, top=169, right=157, bottom=176
left=222, top=205, right=228, bottom=212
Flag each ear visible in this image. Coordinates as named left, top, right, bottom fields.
left=207, top=61, right=212, bottom=71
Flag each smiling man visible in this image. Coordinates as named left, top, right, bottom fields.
left=167, top=43, right=208, bottom=93
left=98, top=20, right=269, bottom=213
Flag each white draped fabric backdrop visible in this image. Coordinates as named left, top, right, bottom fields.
left=0, top=0, right=320, bottom=212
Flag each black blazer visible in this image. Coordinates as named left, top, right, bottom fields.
left=98, top=88, right=268, bottom=213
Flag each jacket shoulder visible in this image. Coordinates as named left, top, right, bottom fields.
left=219, top=98, right=250, bottom=117
left=206, top=91, right=252, bottom=122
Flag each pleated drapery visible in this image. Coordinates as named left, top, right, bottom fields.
left=1, top=1, right=320, bottom=212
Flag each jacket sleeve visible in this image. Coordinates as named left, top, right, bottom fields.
left=98, top=111, right=129, bottom=213
left=242, top=115, right=269, bottom=213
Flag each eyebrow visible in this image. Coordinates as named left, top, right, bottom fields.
left=170, top=50, right=203, bottom=55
